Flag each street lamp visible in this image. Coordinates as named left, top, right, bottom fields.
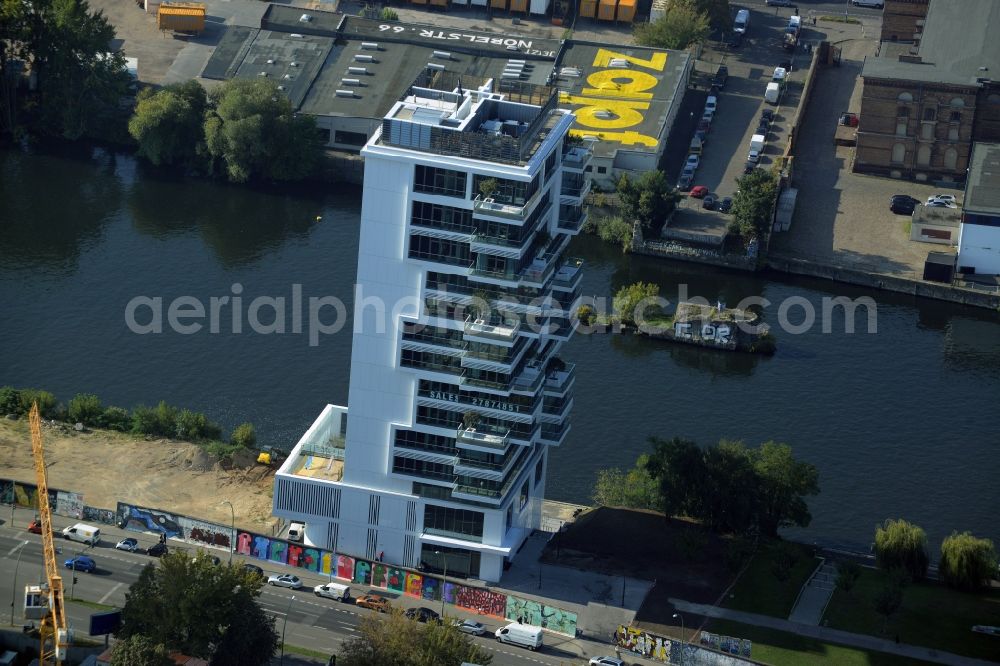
left=221, top=501, right=235, bottom=564
left=279, top=595, right=296, bottom=665
left=434, top=550, right=448, bottom=618
left=673, top=613, right=685, bottom=665
left=9, top=540, right=28, bottom=626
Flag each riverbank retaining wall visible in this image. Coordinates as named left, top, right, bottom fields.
left=766, top=256, right=1000, bottom=309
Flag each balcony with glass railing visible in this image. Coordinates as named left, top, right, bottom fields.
left=472, top=189, right=541, bottom=222
left=463, top=314, right=521, bottom=343
left=551, top=257, right=584, bottom=292
left=456, top=424, right=511, bottom=449
left=539, top=421, right=570, bottom=446
left=544, top=361, right=576, bottom=394
left=560, top=174, right=592, bottom=202
left=558, top=205, right=587, bottom=233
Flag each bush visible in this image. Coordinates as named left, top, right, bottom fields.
left=175, top=409, right=223, bottom=442
left=379, top=7, right=398, bottom=20
left=131, top=404, right=159, bottom=436
left=0, top=386, right=22, bottom=415
left=230, top=422, right=257, bottom=449
left=939, top=531, right=997, bottom=591
left=19, top=389, right=57, bottom=417
left=131, top=402, right=178, bottom=438
left=100, top=406, right=131, bottom=432
left=68, top=393, right=103, bottom=426
left=836, top=561, right=862, bottom=594
left=874, top=518, right=929, bottom=581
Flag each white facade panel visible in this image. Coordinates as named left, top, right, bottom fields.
left=957, top=222, right=1000, bottom=274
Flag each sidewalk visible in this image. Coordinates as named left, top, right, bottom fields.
left=787, top=560, right=837, bottom=625
left=670, top=599, right=995, bottom=666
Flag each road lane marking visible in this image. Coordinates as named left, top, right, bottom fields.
left=98, top=582, right=123, bottom=605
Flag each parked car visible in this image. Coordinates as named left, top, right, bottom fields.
left=115, top=538, right=139, bottom=552
left=355, top=594, right=392, bottom=613
left=852, top=0, right=884, bottom=7
left=697, top=118, right=711, bottom=132
left=65, top=555, right=96, bottom=573
left=702, top=194, right=717, bottom=210
left=756, top=120, right=770, bottom=135
left=890, top=194, right=921, bottom=215
left=589, top=658, right=626, bottom=666
left=689, top=185, right=709, bottom=198
left=694, top=129, right=708, bottom=144
left=728, top=32, right=744, bottom=49
left=267, top=574, right=303, bottom=590
left=453, top=619, right=487, bottom=636
left=677, top=173, right=693, bottom=191
left=744, top=161, right=757, bottom=174
left=243, top=563, right=264, bottom=577
left=27, top=519, right=44, bottom=535
left=405, top=607, right=441, bottom=623
left=685, top=154, right=700, bottom=171
left=748, top=149, right=761, bottom=164
left=147, top=542, right=168, bottom=557
left=778, top=60, right=793, bottom=72
left=719, top=197, right=734, bottom=213
left=760, top=109, right=775, bottom=124
left=704, top=96, right=718, bottom=115
left=766, top=0, right=793, bottom=5
left=314, top=582, right=352, bottom=601
left=927, top=194, right=958, bottom=207
left=712, top=66, right=728, bottom=90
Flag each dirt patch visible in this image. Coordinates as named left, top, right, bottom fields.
left=0, top=419, right=276, bottom=531
left=541, top=506, right=742, bottom=634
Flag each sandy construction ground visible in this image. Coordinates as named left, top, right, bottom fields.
left=0, top=419, right=277, bottom=531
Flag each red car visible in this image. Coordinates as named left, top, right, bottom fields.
left=28, top=519, right=43, bottom=535
left=689, top=185, right=709, bottom=198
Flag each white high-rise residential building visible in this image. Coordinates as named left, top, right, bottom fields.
left=271, top=70, right=590, bottom=583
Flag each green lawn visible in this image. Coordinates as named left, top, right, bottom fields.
left=67, top=598, right=115, bottom=612
left=824, top=568, right=1000, bottom=661
left=723, top=541, right=820, bottom=618
left=706, top=619, right=933, bottom=666
left=283, top=644, right=331, bottom=661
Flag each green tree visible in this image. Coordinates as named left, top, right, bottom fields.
left=836, top=561, right=862, bottom=595
left=338, top=610, right=492, bottom=666
left=612, top=281, right=662, bottom=327
left=129, top=80, right=207, bottom=167
left=100, top=406, right=132, bottom=432
left=939, top=531, right=997, bottom=591
left=0, top=386, right=22, bottom=415
left=874, top=519, right=929, bottom=581
left=175, top=409, right=222, bottom=441
left=3, top=0, right=131, bottom=139
left=700, top=440, right=758, bottom=534
left=750, top=441, right=819, bottom=537
left=593, top=454, right=663, bottom=510
left=615, top=170, right=678, bottom=230
left=634, top=0, right=711, bottom=50
left=596, top=215, right=633, bottom=251
left=872, top=569, right=906, bottom=633
left=117, top=551, right=278, bottom=665
left=644, top=436, right=706, bottom=521
left=730, top=168, right=779, bottom=240
left=68, top=393, right=103, bottom=426
left=110, top=634, right=173, bottom=666
left=691, top=0, right=732, bottom=31
left=230, top=422, right=257, bottom=448
left=19, top=389, right=57, bottom=417
left=203, top=79, right=321, bottom=183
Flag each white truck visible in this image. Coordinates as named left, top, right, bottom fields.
left=62, top=523, right=101, bottom=546
left=765, top=82, right=782, bottom=105
left=748, top=133, right=766, bottom=162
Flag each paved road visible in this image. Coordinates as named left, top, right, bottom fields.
left=0, top=514, right=629, bottom=666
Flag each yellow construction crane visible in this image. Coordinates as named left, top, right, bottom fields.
left=24, top=403, right=71, bottom=665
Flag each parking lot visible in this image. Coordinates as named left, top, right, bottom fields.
left=662, top=4, right=812, bottom=243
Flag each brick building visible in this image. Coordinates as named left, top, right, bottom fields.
left=880, top=0, right=928, bottom=43
left=856, top=0, right=1000, bottom=181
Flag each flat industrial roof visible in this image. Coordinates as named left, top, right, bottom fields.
left=556, top=41, right=689, bottom=157
left=965, top=143, right=1000, bottom=217
left=301, top=40, right=547, bottom=118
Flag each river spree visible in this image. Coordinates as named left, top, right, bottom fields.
left=2, top=144, right=998, bottom=552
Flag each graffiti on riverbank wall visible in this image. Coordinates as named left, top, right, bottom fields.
left=616, top=626, right=673, bottom=661
left=505, top=595, right=578, bottom=635
left=56, top=491, right=84, bottom=519
left=0, top=479, right=55, bottom=513
left=699, top=631, right=752, bottom=658
left=82, top=506, right=116, bottom=524
left=614, top=626, right=754, bottom=664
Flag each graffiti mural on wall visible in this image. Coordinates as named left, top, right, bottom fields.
left=353, top=559, right=371, bottom=585
left=404, top=572, right=423, bottom=598
left=0, top=479, right=55, bottom=512
left=186, top=518, right=231, bottom=550
left=55, top=491, right=84, bottom=519
left=700, top=632, right=752, bottom=658
left=336, top=554, right=355, bottom=581
left=421, top=576, right=440, bottom=602
left=82, top=506, right=116, bottom=525
left=615, top=626, right=673, bottom=662
left=455, top=586, right=506, bottom=617
left=505, top=595, right=578, bottom=636
left=117, top=503, right=183, bottom=538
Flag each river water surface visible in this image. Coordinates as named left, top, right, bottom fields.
left=2, top=144, right=998, bottom=552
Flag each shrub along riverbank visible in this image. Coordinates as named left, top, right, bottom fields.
left=0, top=386, right=256, bottom=458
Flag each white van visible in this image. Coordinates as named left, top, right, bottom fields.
left=495, top=623, right=543, bottom=651
left=733, top=9, right=750, bottom=34
left=62, top=523, right=101, bottom=546
left=313, top=582, right=351, bottom=601
left=765, top=82, right=781, bottom=105
left=288, top=521, right=305, bottom=542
